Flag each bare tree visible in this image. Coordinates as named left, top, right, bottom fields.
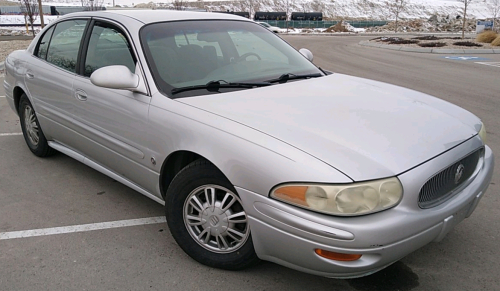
left=281, top=0, right=296, bottom=31
left=286, top=0, right=290, bottom=30
left=134, top=2, right=157, bottom=9
left=81, top=0, right=105, bottom=11
left=173, top=0, right=184, bottom=10
left=19, top=0, right=38, bottom=37
left=239, top=0, right=256, bottom=18
left=489, top=0, right=500, bottom=31
left=194, top=0, right=204, bottom=10
left=249, top=0, right=254, bottom=19
left=384, top=0, right=407, bottom=32
left=459, top=0, right=473, bottom=39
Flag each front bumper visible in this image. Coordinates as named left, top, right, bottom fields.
left=237, top=140, right=494, bottom=278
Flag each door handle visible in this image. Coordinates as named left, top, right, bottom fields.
left=75, top=90, right=88, bottom=101
left=26, top=72, right=34, bottom=79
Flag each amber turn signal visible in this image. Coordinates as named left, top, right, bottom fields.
left=314, top=249, right=362, bottom=261
left=273, top=186, right=308, bottom=206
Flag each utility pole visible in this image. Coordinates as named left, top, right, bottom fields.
left=37, top=0, right=44, bottom=28
left=249, top=0, right=252, bottom=20
left=286, top=0, right=290, bottom=32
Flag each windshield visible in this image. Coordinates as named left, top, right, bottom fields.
left=140, top=20, right=323, bottom=98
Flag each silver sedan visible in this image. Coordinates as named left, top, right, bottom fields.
left=4, top=10, right=494, bottom=278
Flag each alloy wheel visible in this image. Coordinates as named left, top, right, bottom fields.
left=183, top=185, right=250, bottom=253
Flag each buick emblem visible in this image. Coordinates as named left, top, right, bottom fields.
left=455, top=164, right=465, bottom=184
left=210, top=215, right=219, bottom=226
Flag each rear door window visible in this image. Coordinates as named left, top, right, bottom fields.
left=45, top=19, right=88, bottom=73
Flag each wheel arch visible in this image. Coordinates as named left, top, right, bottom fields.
left=13, top=86, right=26, bottom=114
left=159, top=150, right=230, bottom=199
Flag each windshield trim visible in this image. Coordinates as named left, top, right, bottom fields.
left=139, top=19, right=323, bottom=99
left=140, top=19, right=262, bottom=99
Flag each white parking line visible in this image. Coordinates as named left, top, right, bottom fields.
left=0, top=95, right=5, bottom=98
left=475, top=62, right=500, bottom=68
left=0, top=216, right=166, bottom=240
left=0, top=133, right=23, bottom=136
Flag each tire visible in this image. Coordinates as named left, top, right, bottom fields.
left=165, top=160, right=260, bottom=270
left=18, top=94, right=56, bottom=157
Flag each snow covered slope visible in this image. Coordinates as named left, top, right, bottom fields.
left=2, top=0, right=493, bottom=20
left=206, top=0, right=492, bottom=20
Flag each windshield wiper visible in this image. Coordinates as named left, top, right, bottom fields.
left=171, top=80, right=272, bottom=95
left=266, top=73, right=323, bottom=84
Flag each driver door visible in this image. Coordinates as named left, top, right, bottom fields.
left=70, top=20, right=155, bottom=194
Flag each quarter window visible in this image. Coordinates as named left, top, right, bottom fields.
left=84, top=22, right=136, bottom=77
left=46, top=19, right=88, bottom=73
left=35, top=26, right=55, bottom=60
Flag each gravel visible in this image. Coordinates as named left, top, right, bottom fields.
left=0, top=40, right=32, bottom=63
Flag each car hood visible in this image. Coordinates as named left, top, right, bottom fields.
left=178, top=74, right=480, bottom=181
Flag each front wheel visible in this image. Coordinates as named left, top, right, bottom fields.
left=165, top=160, right=259, bottom=270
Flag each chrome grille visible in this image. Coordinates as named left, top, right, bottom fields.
left=418, top=148, right=483, bottom=208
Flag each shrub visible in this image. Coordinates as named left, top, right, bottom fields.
left=476, top=30, right=498, bottom=43
left=412, top=35, right=440, bottom=40
left=418, top=42, right=446, bottom=47
left=492, top=36, right=500, bottom=46
left=453, top=41, right=482, bottom=47
left=389, top=39, right=420, bottom=44
left=379, top=37, right=403, bottom=42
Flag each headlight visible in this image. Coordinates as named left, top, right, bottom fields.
left=270, top=177, right=403, bottom=216
left=478, top=122, right=487, bottom=143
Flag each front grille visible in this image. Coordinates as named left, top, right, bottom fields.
left=418, top=148, right=483, bottom=208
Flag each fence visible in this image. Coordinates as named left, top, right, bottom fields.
left=259, top=20, right=388, bottom=29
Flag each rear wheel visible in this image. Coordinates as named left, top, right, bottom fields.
left=165, top=160, right=259, bottom=270
left=19, top=94, right=56, bottom=157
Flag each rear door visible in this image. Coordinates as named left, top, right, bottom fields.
left=24, top=19, right=89, bottom=148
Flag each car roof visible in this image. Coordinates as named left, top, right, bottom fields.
left=64, top=10, right=252, bottom=24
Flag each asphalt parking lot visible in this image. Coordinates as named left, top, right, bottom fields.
left=1, top=35, right=499, bottom=291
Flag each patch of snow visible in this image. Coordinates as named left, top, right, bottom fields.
left=344, top=21, right=366, bottom=32
left=0, top=15, right=60, bottom=25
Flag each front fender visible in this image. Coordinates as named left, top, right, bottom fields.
left=148, top=94, right=352, bottom=197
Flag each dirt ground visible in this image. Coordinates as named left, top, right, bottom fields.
left=0, top=40, right=32, bottom=62
left=370, top=36, right=498, bottom=49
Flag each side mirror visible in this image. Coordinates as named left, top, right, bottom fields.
left=299, top=48, right=313, bottom=62
left=90, top=65, right=140, bottom=91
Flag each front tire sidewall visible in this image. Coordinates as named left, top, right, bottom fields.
left=165, top=161, right=259, bottom=270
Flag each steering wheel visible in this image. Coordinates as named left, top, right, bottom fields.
left=237, top=52, right=262, bottom=61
